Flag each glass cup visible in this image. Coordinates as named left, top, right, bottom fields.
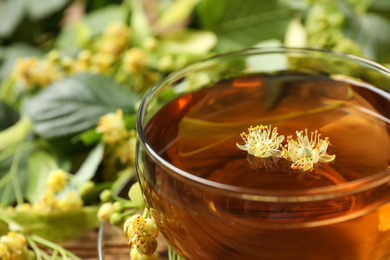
left=136, top=47, right=390, bottom=260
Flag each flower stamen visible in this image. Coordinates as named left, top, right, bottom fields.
left=282, top=129, right=335, bottom=171
left=237, top=125, right=285, bottom=158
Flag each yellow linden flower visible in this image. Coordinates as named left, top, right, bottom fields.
left=33, top=190, right=58, bottom=213
left=123, top=48, right=146, bottom=75
left=0, top=232, right=27, bottom=259
left=56, top=191, right=83, bottom=212
left=123, top=214, right=159, bottom=257
left=116, top=130, right=137, bottom=165
left=90, top=53, right=115, bottom=74
left=101, top=22, right=130, bottom=56
left=46, top=169, right=68, bottom=193
left=282, top=129, right=335, bottom=171
left=237, top=125, right=284, bottom=158
left=97, top=109, right=128, bottom=144
left=11, top=57, right=39, bottom=89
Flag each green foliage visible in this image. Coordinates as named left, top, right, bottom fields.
left=55, top=5, right=128, bottom=50
left=24, top=73, right=138, bottom=140
left=27, top=0, right=71, bottom=21
left=0, top=0, right=25, bottom=39
left=26, top=150, right=58, bottom=204
left=0, top=206, right=100, bottom=243
left=196, top=0, right=293, bottom=51
left=73, top=142, right=104, bottom=185
left=343, top=3, right=390, bottom=63
left=0, top=101, right=20, bottom=131
left=0, top=148, right=29, bottom=207
left=1, top=0, right=390, bottom=258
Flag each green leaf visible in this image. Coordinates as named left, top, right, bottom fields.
left=0, top=101, right=20, bottom=131
left=154, top=0, right=200, bottom=33
left=73, top=142, right=104, bottom=185
left=130, top=0, right=152, bottom=47
left=26, top=0, right=70, bottom=20
left=343, top=11, right=390, bottom=62
left=55, top=5, right=127, bottom=49
left=0, top=117, right=32, bottom=151
left=76, top=128, right=102, bottom=146
left=128, top=182, right=145, bottom=207
left=160, top=29, right=217, bottom=55
left=124, top=113, right=137, bottom=129
left=26, top=150, right=58, bottom=204
left=0, top=206, right=100, bottom=242
left=0, top=149, right=29, bottom=207
left=24, top=73, right=138, bottom=140
left=196, top=0, right=293, bottom=51
left=0, top=0, right=25, bottom=38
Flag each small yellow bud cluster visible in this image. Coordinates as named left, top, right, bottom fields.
left=101, top=22, right=130, bottom=56
left=12, top=56, right=63, bottom=89
left=97, top=110, right=137, bottom=166
left=116, top=129, right=137, bottom=165
left=123, top=48, right=147, bottom=75
left=124, top=214, right=159, bottom=258
left=97, top=109, right=128, bottom=145
left=0, top=232, right=28, bottom=260
left=28, top=169, right=83, bottom=214
left=45, top=169, right=67, bottom=193
left=11, top=22, right=162, bottom=93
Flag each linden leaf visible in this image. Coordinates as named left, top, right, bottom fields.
left=128, top=182, right=145, bottom=207
left=160, top=29, right=217, bottom=55
left=73, top=142, right=104, bottom=185
left=24, top=73, right=138, bottom=140
left=26, top=150, right=59, bottom=204
left=0, top=206, right=100, bottom=243
left=196, top=0, right=293, bottom=51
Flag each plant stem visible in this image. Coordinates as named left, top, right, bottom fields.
left=31, top=234, right=81, bottom=260
left=26, top=235, right=44, bottom=260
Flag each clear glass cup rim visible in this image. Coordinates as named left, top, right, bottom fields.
left=136, top=46, right=390, bottom=202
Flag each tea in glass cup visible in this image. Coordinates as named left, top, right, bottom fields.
left=136, top=47, right=390, bottom=260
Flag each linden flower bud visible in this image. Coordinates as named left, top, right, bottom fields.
left=131, top=247, right=159, bottom=260
left=143, top=37, right=158, bottom=52
left=79, top=181, right=95, bottom=197
left=237, top=125, right=284, bottom=158
left=46, top=169, right=68, bottom=193
left=157, top=55, right=174, bottom=72
left=282, top=129, right=335, bottom=171
left=100, top=189, right=113, bottom=202
left=123, top=215, right=159, bottom=256
left=110, top=212, right=124, bottom=226
left=97, top=202, right=114, bottom=222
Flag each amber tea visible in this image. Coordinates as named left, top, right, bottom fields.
left=136, top=50, right=390, bottom=260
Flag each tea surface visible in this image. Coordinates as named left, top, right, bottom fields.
left=145, top=72, right=390, bottom=189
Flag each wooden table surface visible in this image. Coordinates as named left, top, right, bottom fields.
left=62, top=223, right=168, bottom=260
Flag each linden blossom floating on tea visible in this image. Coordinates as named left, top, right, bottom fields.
left=236, top=125, right=335, bottom=172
